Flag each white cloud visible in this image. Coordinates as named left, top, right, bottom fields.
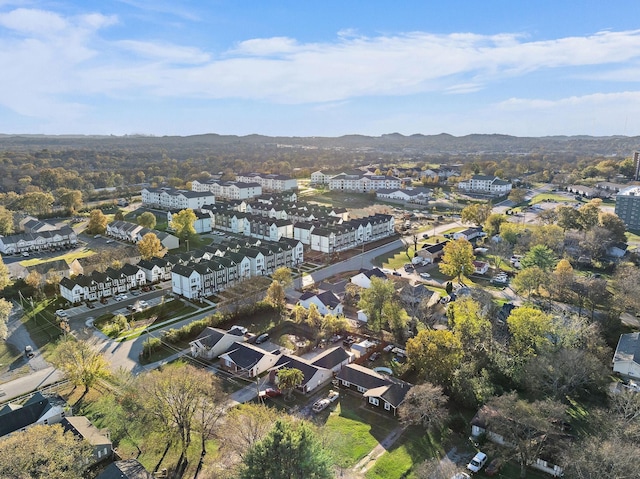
left=117, top=40, right=210, bottom=64
left=1, top=6, right=640, bottom=135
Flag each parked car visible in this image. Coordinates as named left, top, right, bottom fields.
left=392, top=271, right=402, bottom=276
left=485, top=458, right=502, bottom=476
left=260, top=388, right=282, bottom=398
left=100, top=297, right=108, bottom=304
left=467, top=452, right=488, bottom=473
left=312, top=390, right=339, bottom=413
left=55, top=309, right=68, bottom=317
left=255, top=333, right=270, bottom=344
left=86, top=302, right=95, bottom=309
left=419, top=272, right=431, bottom=279
left=24, top=345, right=34, bottom=358
left=114, top=294, right=128, bottom=301
left=21, top=252, right=30, bottom=257
left=422, top=233, right=429, bottom=239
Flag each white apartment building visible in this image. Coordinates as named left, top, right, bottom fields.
left=141, top=187, right=215, bottom=210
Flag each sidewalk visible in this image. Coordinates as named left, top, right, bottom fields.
left=352, top=425, right=407, bottom=474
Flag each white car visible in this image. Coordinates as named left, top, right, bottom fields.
left=114, top=294, right=128, bottom=301
left=467, top=452, right=488, bottom=473
left=138, top=300, right=149, bottom=309
left=55, top=309, right=68, bottom=317
left=420, top=272, right=431, bottom=279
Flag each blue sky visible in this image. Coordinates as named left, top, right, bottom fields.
left=1, top=0, right=640, bottom=137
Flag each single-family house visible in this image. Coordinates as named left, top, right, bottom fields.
left=350, top=267, right=387, bottom=289
left=336, top=363, right=411, bottom=415
left=398, top=283, right=434, bottom=305
left=0, top=392, right=68, bottom=438
left=219, top=342, right=279, bottom=377
left=472, top=260, right=490, bottom=275
left=471, top=406, right=567, bottom=477
left=96, top=459, right=153, bottom=479
left=189, top=326, right=246, bottom=360
left=607, top=242, right=628, bottom=258
left=453, top=228, right=483, bottom=241
left=613, top=332, right=640, bottom=379
left=270, top=355, right=333, bottom=393
left=311, top=346, right=353, bottom=374
left=298, top=290, right=344, bottom=316
left=350, top=339, right=377, bottom=359
left=417, top=241, right=449, bottom=263
left=61, top=416, right=113, bottom=464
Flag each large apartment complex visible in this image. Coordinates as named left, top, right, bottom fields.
left=141, top=187, right=215, bottom=210
left=457, top=175, right=512, bottom=196
left=615, top=186, right=640, bottom=230
left=235, top=173, right=298, bottom=192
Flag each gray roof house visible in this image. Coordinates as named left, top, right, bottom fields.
left=189, top=326, right=246, bottom=360
left=613, top=332, right=640, bottom=379
left=96, top=459, right=153, bottom=479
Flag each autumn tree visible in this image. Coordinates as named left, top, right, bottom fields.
left=484, top=393, right=567, bottom=478
left=138, top=232, right=163, bottom=260
left=507, top=306, right=554, bottom=358
left=398, top=383, right=449, bottom=430
left=0, top=298, right=11, bottom=340
left=461, top=203, right=492, bottom=226
left=0, top=256, right=10, bottom=292
left=610, top=264, right=640, bottom=314
left=57, top=188, right=83, bottom=213
left=321, top=313, right=349, bottom=336
left=265, top=280, right=286, bottom=310
left=439, top=238, right=475, bottom=283
left=357, top=276, right=396, bottom=331
left=271, top=267, right=292, bottom=287
left=240, top=420, right=333, bottom=479
left=306, top=303, right=322, bottom=329
left=565, top=435, right=639, bottom=479
left=448, top=296, right=492, bottom=357
left=85, top=209, right=108, bottom=234
left=413, top=457, right=459, bottom=479
left=137, top=211, right=157, bottom=229
left=598, top=211, right=626, bottom=242
left=0, top=424, right=93, bottom=479
left=17, top=191, right=54, bottom=216
left=50, top=336, right=111, bottom=398
left=556, top=205, right=581, bottom=231
left=137, top=363, right=224, bottom=474
left=578, top=199, right=602, bottom=231
left=276, top=367, right=304, bottom=400
left=508, top=188, right=528, bottom=204
left=292, top=304, right=307, bottom=324
left=552, top=259, right=575, bottom=301
left=406, top=329, right=463, bottom=386
left=512, top=266, right=546, bottom=298
left=0, top=205, right=14, bottom=235
left=170, top=208, right=197, bottom=239
left=484, top=213, right=507, bottom=236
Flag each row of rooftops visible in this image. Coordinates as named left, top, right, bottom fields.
left=0, top=225, right=76, bottom=244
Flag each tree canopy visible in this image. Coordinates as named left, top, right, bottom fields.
left=357, top=276, right=396, bottom=331
left=439, top=238, right=475, bottom=282
left=406, top=329, right=463, bottom=386
left=137, top=211, right=157, bottom=229
left=85, top=209, right=108, bottom=234
left=138, top=232, right=163, bottom=260
left=240, top=420, right=333, bottom=479
left=170, top=208, right=197, bottom=239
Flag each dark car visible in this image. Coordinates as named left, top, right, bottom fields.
left=86, top=302, right=95, bottom=309
left=255, top=333, right=270, bottom=344
left=485, top=458, right=502, bottom=476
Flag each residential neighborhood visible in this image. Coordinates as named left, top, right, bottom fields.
left=1, top=140, right=640, bottom=479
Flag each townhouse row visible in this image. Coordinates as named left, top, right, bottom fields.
left=171, top=237, right=304, bottom=299
left=0, top=226, right=77, bottom=255
left=106, top=220, right=179, bottom=249
left=191, top=179, right=263, bottom=200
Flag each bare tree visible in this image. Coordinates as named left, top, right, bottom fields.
left=398, top=383, right=449, bottom=430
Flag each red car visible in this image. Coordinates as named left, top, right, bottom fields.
left=260, top=388, right=282, bottom=398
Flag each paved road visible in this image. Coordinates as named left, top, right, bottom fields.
left=2, top=303, right=50, bottom=377
left=0, top=366, right=64, bottom=404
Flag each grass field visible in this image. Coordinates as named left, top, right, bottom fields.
left=0, top=341, right=27, bottom=378
left=321, top=395, right=398, bottom=468
left=20, top=248, right=95, bottom=267
left=530, top=192, right=577, bottom=204
left=365, top=427, right=446, bottom=479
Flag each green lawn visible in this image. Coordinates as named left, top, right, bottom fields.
left=322, top=396, right=398, bottom=468
left=19, top=298, right=65, bottom=356
left=365, top=427, right=446, bottom=479
left=0, top=341, right=26, bottom=378
left=20, top=249, right=95, bottom=267
left=530, top=193, right=576, bottom=204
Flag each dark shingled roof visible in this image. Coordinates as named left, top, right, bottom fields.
left=96, top=459, right=153, bottom=479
